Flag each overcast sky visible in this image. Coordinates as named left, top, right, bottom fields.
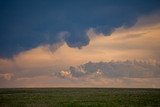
left=0, top=0, right=160, bottom=88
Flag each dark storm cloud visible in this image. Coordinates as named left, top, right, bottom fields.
left=0, top=0, right=160, bottom=58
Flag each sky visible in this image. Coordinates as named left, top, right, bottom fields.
left=0, top=0, right=160, bottom=88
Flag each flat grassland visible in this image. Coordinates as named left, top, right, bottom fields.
left=0, top=88, right=160, bottom=107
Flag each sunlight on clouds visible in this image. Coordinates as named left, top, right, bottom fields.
left=9, top=14, right=160, bottom=69
left=0, top=13, right=160, bottom=87
left=0, top=73, right=14, bottom=80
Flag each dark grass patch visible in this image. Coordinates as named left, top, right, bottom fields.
left=0, top=88, right=160, bottom=107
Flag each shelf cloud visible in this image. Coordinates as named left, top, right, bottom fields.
left=0, top=0, right=160, bottom=57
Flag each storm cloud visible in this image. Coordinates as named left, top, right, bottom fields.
left=1, top=0, right=160, bottom=57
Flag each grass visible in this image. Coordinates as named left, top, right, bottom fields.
left=0, top=88, right=160, bottom=107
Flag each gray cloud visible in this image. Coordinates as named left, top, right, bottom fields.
left=0, top=59, right=160, bottom=88
left=59, top=60, right=160, bottom=79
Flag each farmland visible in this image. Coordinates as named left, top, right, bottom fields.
left=0, top=88, right=160, bottom=107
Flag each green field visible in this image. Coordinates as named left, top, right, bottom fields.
left=0, top=88, right=160, bottom=107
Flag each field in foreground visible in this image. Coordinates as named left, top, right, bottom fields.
left=0, top=88, right=160, bottom=107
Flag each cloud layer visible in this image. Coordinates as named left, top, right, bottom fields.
left=0, top=12, right=160, bottom=88
left=60, top=60, right=160, bottom=79
left=0, top=0, right=160, bottom=57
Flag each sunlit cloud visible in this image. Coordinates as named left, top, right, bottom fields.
left=0, top=13, right=160, bottom=88
left=0, top=73, right=14, bottom=80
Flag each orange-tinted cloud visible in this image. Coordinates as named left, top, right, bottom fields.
left=0, top=13, right=160, bottom=88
